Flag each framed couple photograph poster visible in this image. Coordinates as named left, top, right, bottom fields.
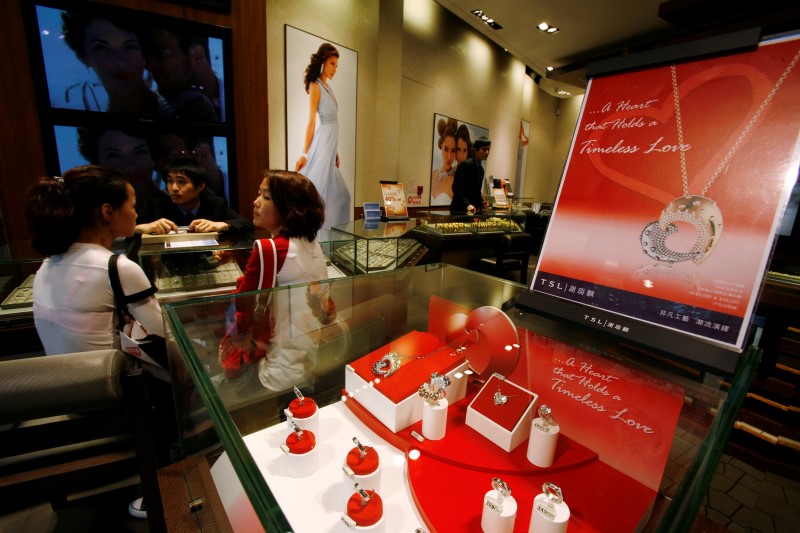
left=429, top=114, right=489, bottom=207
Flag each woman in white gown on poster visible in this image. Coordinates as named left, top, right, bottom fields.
left=295, top=43, right=351, bottom=239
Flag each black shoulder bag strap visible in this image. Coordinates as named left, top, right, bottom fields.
left=108, top=253, right=129, bottom=330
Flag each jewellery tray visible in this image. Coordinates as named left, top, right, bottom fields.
left=465, top=374, right=538, bottom=452
left=141, top=230, right=220, bottom=244
left=345, top=330, right=469, bottom=432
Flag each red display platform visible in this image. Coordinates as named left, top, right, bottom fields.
left=344, top=376, right=656, bottom=532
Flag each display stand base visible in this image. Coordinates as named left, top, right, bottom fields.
left=481, top=490, right=517, bottom=533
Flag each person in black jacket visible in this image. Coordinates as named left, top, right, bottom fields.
left=450, top=136, right=491, bottom=214
left=135, top=157, right=253, bottom=235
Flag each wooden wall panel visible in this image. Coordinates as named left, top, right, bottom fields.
left=0, top=0, right=268, bottom=257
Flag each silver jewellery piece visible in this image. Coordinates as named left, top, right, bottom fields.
left=372, top=351, right=401, bottom=377
left=418, top=372, right=451, bottom=405
left=538, top=404, right=556, bottom=426
left=543, top=482, right=564, bottom=505
left=411, top=430, right=425, bottom=442
left=354, top=483, right=371, bottom=505
left=491, top=477, right=511, bottom=500
left=293, top=386, right=305, bottom=405
left=353, top=437, right=368, bottom=459
left=493, top=389, right=519, bottom=406
left=372, top=346, right=456, bottom=378
left=430, top=372, right=451, bottom=390
left=290, top=421, right=303, bottom=440
left=641, top=50, right=800, bottom=265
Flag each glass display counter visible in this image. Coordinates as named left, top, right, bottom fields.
left=0, top=258, right=39, bottom=314
left=161, top=264, right=757, bottom=533
left=329, top=220, right=427, bottom=275
left=0, top=258, right=44, bottom=356
left=131, top=232, right=257, bottom=303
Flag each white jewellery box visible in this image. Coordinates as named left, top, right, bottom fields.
left=344, top=331, right=469, bottom=432
left=466, top=373, right=538, bottom=452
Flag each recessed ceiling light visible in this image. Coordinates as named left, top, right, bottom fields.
left=471, top=9, right=503, bottom=30
left=537, top=22, right=559, bottom=34
left=546, top=66, right=554, bottom=72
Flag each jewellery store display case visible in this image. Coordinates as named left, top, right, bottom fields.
left=414, top=210, right=526, bottom=237
left=412, top=211, right=529, bottom=269
left=130, top=232, right=257, bottom=303
left=0, top=258, right=44, bottom=356
left=329, top=220, right=430, bottom=275
left=160, top=263, right=758, bottom=533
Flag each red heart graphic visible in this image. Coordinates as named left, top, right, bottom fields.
left=584, top=63, right=774, bottom=204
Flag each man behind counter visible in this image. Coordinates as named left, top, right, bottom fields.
left=136, top=157, right=253, bottom=235
left=450, top=136, right=491, bottom=214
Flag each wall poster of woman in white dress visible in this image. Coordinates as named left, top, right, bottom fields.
left=429, top=113, right=489, bottom=206
left=285, top=26, right=356, bottom=240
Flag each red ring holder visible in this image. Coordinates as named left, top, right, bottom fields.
left=341, top=489, right=385, bottom=531
left=285, top=396, right=319, bottom=435
left=280, top=429, right=319, bottom=478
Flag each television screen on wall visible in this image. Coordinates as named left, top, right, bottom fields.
left=23, top=0, right=237, bottom=206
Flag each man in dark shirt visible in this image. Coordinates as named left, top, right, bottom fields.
left=136, top=157, right=252, bottom=235
left=451, top=136, right=491, bottom=214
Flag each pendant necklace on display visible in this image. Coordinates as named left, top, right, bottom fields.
left=640, top=50, right=800, bottom=265
left=372, top=345, right=465, bottom=378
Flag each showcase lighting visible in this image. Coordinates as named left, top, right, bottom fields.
left=471, top=9, right=503, bottom=30
left=537, top=21, right=559, bottom=34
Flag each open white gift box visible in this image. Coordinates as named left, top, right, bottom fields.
left=466, top=373, right=538, bottom=452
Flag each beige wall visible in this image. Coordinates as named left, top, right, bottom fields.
left=267, top=0, right=579, bottom=207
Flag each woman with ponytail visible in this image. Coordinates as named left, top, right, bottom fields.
left=26, top=165, right=163, bottom=355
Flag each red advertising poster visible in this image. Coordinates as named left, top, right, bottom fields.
left=427, top=296, right=683, bottom=491
left=532, top=36, right=800, bottom=350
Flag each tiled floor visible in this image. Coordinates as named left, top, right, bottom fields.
left=702, top=455, right=800, bottom=532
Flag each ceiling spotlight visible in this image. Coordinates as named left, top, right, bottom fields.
left=537, top=22, right=559, bottom=34
left=546, top=66, right=554, bottom=72
left=471, top=9, right=503, bottom=30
